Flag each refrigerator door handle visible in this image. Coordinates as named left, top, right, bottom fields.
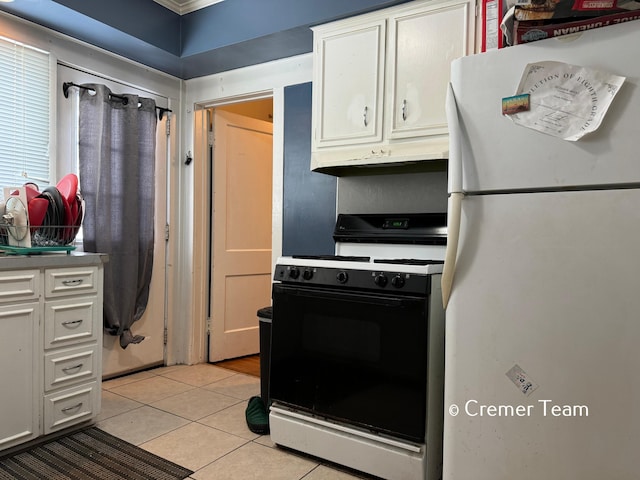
left=446, top=83, right=463, bottom=194
left=442, top=192, right=462, bottom=308
left=442, top=82, right=464, bottom=308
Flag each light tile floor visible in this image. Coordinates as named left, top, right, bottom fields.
left=98, top=363, right=379, bottom=480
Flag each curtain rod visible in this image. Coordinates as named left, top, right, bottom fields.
left=62, top=82, right=172, bottom=120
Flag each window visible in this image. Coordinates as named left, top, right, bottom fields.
left=0, top=36, right=51, bottom=201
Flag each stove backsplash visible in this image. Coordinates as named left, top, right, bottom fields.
left=336, top=169, right=447, bottom=214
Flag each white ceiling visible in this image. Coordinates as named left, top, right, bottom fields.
left=153, top=0, right=224, bottom=15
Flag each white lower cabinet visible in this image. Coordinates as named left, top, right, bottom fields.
left=0, top=255, right=104, bottom=451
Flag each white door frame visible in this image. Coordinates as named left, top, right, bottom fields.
left=191, top=91, right=278, bottom=366
left=182, top=54, right=312, bottom=365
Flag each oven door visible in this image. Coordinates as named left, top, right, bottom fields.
left=270, top=282, right=430, bottom=443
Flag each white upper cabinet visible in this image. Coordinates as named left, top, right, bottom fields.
left=313, top=18, right=386, bottom=149
left=311, top=0, right=476, bottom=173
left=387, top=2, right=469, bottom=139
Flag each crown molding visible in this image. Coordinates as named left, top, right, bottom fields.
left=153, top=0, right=223, bottom=15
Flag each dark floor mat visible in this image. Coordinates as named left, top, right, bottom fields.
left=0, top=427, right=193, bottom=480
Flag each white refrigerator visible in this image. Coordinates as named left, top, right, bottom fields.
left=442, top=21, right=640, bottom=480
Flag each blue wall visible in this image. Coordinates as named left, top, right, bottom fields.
left=282, top=83, right=336, bottom=256
left=54, top=0, right=181, bottom=55
left=0, top=0, right=413, bottom=79
left=181, top=0, right=413, bottom=55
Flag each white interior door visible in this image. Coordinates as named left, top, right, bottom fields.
left=209, top=109, right=273, bottom=362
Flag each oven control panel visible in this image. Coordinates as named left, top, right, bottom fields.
left=274, top=264, right=431, bottom=295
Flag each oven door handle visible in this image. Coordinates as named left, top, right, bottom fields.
left=273, top=284, right=423, bottom=308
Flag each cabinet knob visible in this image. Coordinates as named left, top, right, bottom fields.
left=402, top=99, right=408, bottom=121
left=363, top=106, right=368, bottom=127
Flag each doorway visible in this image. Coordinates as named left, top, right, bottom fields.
left=207, top=99, right=274, bottom=362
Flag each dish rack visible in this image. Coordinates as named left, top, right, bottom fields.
left=0, top=228, right=81, bottom=254
left=1, top=185, right=84, bottom=254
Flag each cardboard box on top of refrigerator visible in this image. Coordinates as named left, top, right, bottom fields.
left=513, top=8, right=640, bottom=43
left=482, top=0, right=509, bottom=50
left=513, top=0, right=625, bottom=20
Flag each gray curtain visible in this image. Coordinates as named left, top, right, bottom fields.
left=78, top=84, right=157, bottom=349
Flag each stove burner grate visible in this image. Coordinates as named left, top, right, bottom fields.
left=292, top=255, right=370, bottom=262
left=373, top=258, right=445, bottom=266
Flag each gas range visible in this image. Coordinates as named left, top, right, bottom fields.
left=269, top=213, right=448, bottom=480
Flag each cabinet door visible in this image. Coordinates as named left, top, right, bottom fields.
left=313, top=18, right=385, bottom=148
left=0, top=302, right=40, bottom=450
left=388, top=0, right=472, bottom=139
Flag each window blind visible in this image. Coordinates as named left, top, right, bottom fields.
left=0, top=36, right=50, bottom=201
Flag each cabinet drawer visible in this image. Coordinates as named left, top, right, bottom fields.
left=44, top=344, right=99, bottom=392
left=44, top=382, right=98, bottom=434
left=0, top=270, right=39, bottom=303
left=44, top=297, right=98, bottom=349
left=45, top=266, right=98, bottom=298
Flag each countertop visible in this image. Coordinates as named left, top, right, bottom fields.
left=0, top=251, right=108, bottom=270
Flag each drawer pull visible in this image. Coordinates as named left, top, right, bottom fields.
left=62, top=363, right=84, bottom=373
left=62, top=279, right=83, bottom=287
left=62, top=319, right=83, bottom=327
left=61, top=402, right=83, bottom=413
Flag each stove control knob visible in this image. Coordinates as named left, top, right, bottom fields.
left=303, top=268, right=314, bottom=281
left=374, top=273, right=388, bottom=287
left=336, top=271, right=349, bottom=284
left=288, top=267, right=300, bottom=279
left=391, top=274, right=406, bottom=288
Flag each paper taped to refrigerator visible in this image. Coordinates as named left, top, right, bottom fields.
left=506, top=364, right=539, bottom=396
left=509, top=61, right=625, bottom=141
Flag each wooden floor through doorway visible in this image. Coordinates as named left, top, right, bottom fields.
left=213, top=354, right=260, bottom=377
